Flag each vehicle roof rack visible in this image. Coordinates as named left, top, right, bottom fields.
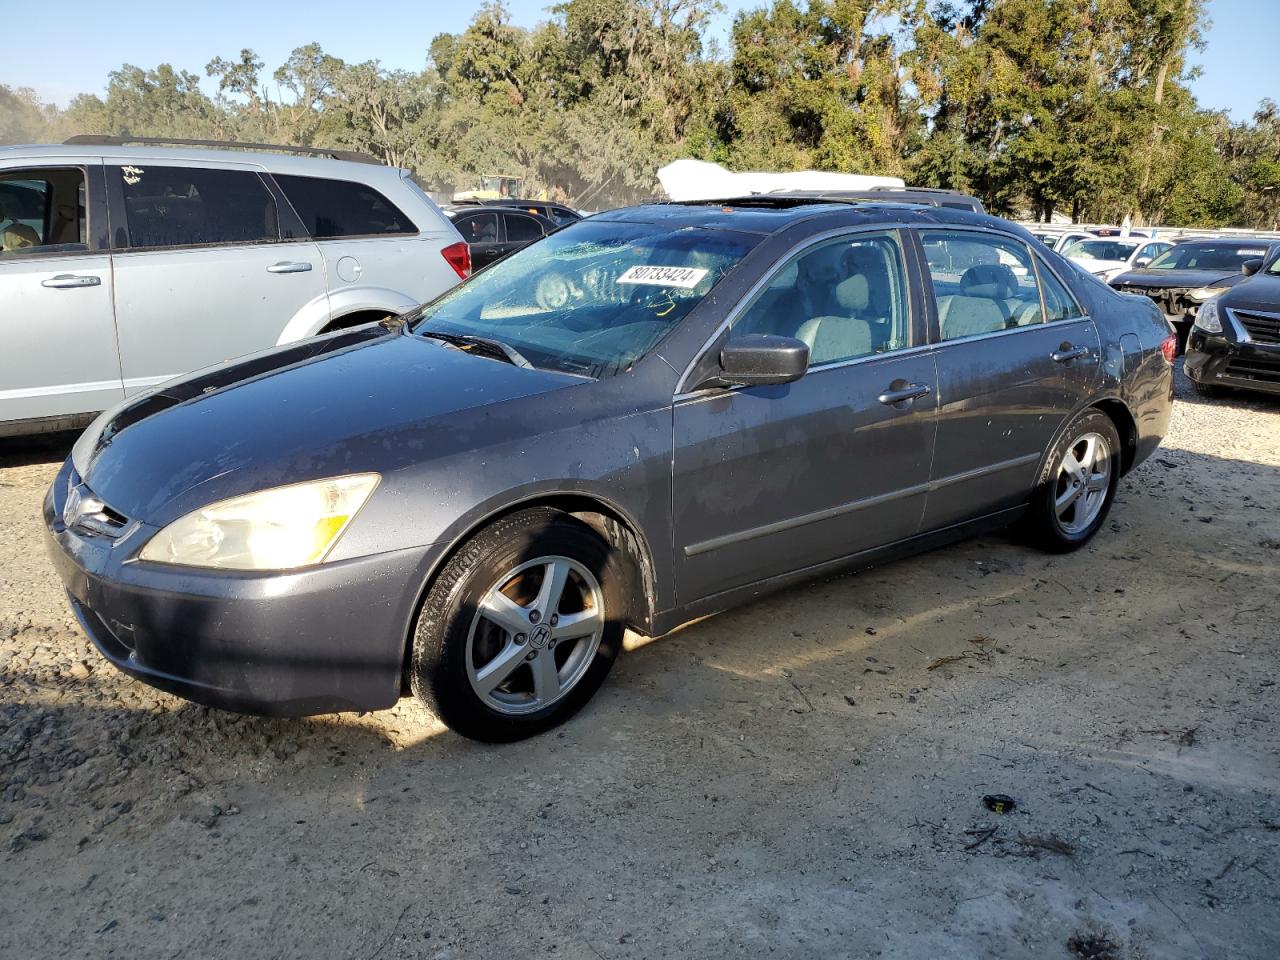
left=63, top=135, right=381, bottom=165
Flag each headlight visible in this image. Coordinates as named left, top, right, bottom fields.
left=139, top=474, right=380, bottom=570
left=1193, top=298, right=1222, bottom=334
left=1189, top=285, right=1229, bottom=301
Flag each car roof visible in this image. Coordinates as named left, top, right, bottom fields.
left=1172, top=236, right=1275, bottom=248
left=0, top=142, right=404, bottom=182
left=446, top=205, right=556, bottom=223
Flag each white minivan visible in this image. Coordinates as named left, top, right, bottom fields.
left=0, top=136, right=469, bottom=437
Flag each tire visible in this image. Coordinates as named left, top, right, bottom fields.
left=409, top=508, right=624, bottom=742
left=1026, top=409, right=1122, bottom=553
left=1192, top=379, right=1222, bottom=399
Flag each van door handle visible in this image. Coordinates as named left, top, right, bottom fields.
left=1051, top=344, right=1089, bottom=363
left=41, top=274, right=101, bottom=289
left=878, top=382, right=932, bottom=406
left=266, top=261, right=313, bottom=274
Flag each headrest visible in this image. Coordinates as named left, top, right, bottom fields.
left=960, top=263, right=1017, bottom=299
left=835, top=274, right=869, bottom=312
left=1, top=223, right=39, bottom=252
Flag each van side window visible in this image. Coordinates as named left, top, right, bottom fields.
left=274, top=175, right=418, bottom=238
left=920, top=232, right=1044, bottom=340
left=116, top=166, right=280, bottom=249
left=0, top=169, right=88, bottom=256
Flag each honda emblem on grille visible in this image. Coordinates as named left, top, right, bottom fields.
left=64, top=484, right=104, bottom=528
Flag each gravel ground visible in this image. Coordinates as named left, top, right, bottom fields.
left=1, top=366, right=1277, bottom=960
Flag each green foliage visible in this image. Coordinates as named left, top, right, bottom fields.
left=1, top=0, right=1275, bottom=225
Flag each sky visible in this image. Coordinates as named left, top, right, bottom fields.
left=2, top=0, right=1273, bottom=122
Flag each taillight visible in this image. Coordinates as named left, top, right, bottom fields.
left=1160, top=334, right=1178, bottom=363
left=441, top=241, right=471, bottom=280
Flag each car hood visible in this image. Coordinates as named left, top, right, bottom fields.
left=1069, top=257, right=1127, bottom=275
left=73, top=327, right=583, bottom=523
left=1109, top=267, right=1242, bottom=290
left=1220, top=273, right=1280, bottom=312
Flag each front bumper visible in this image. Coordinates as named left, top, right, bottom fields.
left=43, top=459, right=436, bottom=716
left=1185, top=329, right=1280, bottom=397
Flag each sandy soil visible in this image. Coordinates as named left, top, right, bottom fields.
left=1, top=366, right=1277, bottom=960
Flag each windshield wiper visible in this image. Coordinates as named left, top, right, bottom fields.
left=419, top=329, right=532, bottom=368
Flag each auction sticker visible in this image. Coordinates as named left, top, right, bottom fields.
left=617, top=265, right=709, bottom=288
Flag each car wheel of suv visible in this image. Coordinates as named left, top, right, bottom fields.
left=409, top=508, right=624, bottom=742
left=1026, top=409, right=1122, bottom=553
left=1192, top=380, right=1223, bottom=399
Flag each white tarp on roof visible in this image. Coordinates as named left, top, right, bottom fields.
left=657, top=158, right=905, bottom=201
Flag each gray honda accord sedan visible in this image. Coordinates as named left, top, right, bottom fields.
left=45, top=199, right=1176, bottom=741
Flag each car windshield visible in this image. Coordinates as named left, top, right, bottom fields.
left=1146, top=243, right=1269, bottom=272
left=1064, top=239, right=1140, bottom=261
left=409, top=219, right=756, bottom=378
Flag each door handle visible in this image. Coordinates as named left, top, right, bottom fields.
left=266, top=261, right=313, bottom=274
left=41, top=274, right=101, bottom=289
left=877, top=383, right=932, bottom=406
left=1051, top=344, right=1090, bottom=363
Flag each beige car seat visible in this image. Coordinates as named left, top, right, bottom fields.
left=796, top=275, right=873, bottom=364
left=936, top=264, right=1017, bottom=339
left=1, top=223, right=39, bottom=253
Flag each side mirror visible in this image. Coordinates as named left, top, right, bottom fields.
left=717, top=334, right=809, bottom=387
left=1134, top=257, right=1151, bottom=268
left=1242, top=258, right=1263, bottom=277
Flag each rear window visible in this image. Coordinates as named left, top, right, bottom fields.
left=275, top=174, right=417, bottom=239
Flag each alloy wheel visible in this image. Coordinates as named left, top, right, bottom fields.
left=1053, top=431, right=1112, bottom=535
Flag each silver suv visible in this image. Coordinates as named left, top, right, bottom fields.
left=0, top=136, right=469, bottom=437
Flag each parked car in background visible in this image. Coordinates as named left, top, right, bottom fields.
left=0, top=136, right=468, bottom=438
left=1109, top=238, right=1277, bottom=350
left=447, top=197, right=583, bottom=226
left=1184, top=250, right=1280, bottom=397
left=445, top=205, right=558, bottom=271
left=1062, top=236, right=1173, bottom=282
left=46, top=197, right=1174, bottom=741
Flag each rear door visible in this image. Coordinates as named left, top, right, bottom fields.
left=0, top=159, right=122, bottom=425
left=107, top=160, right=327, bottom=394
left=672, top=229, right=937, bottom=602
left=915, top=229, right=1100, bottom=530
left=501, top=212, right=546, bottom=257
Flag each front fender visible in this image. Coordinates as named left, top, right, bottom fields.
left=275, top=286, right=421, bottom=344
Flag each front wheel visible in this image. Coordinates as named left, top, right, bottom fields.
left=1026, top=409, right=1122, bottom=553
left=409, top=509, right=624, bottom=742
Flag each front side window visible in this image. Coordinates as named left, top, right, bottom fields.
left=117, top=165, right=279, bottom=249
left=0, top=168, right=87, bottom=256
left=921, top=231, right=1044, bottom=340
left=275, top=174, right=417, bottom=238
left=733, top=232, right=910, bottom=365
left=409, top=219, right=756, bottom=378
left=457, top=213, right=498, bottom=243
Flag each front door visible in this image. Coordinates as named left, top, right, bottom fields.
left=672, top=230, right=937, bottom=603
left=914, top=229, right=1101, bottom=530
left=0, top=160, right=122, bottom=425
left=455, top=212, right=504, bottom=270
left=106, top=161, right=328, bottom=394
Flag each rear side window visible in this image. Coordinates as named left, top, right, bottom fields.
left=503, top=213, right=543, bottom=243
left=920, top=231, right=1044, bottom=340
left=1036, top=260, right=1086, bottom=322
left=275, top=174, right=417, bottom=238
left=117, top=165, right=279, bottom=249
left=1, top=169, right=88, bottom=256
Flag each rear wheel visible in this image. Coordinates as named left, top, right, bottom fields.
left=1026, top=409, right=1122, bottom=552
left=409, top=509, right=624, bottom=742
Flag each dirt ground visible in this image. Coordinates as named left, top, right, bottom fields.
left=1, top=365, right=1277, bottom=960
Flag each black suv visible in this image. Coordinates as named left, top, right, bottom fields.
left=1184, top=250, right=1280, bottom=398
